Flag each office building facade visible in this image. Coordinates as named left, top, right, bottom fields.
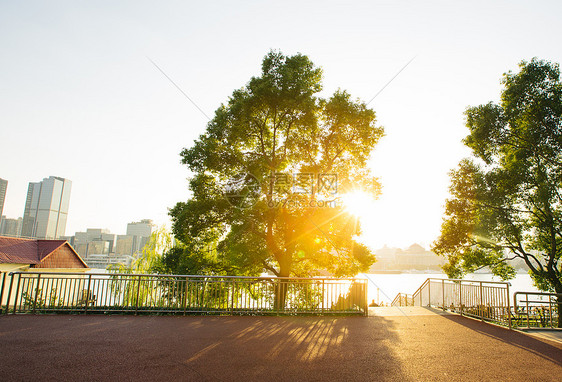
left=0, top=216, right=22, bottom=237
left=21, top=176, right=72, bottom=239
left=126, top=219, right=154, bottom=253
left=0, top=178, right=7, bottom=224
left=126, top=219, right=154, bottom=237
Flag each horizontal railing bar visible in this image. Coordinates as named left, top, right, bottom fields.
left=514, top=292, right=562, bottom=297
left=425, top=277, right=510, bottom=286
left=8, top=271, right=364, bottom=282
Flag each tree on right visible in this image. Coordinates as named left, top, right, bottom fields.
left=432, top=58, right=562, bottom=297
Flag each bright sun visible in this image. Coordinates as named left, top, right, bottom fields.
left=341, top=190, right=375, bottom=219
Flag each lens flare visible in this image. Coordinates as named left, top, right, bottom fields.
left=341, top=190, right=375, bottom=218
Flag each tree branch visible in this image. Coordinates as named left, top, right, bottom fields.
left=472, top=254, right=518, bottom=273
left=262, top=261, right=279, bottom=276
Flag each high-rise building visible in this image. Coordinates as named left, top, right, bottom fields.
left=21, top=176, right=72, bottom=239
left=115, top=234, right=134, bottom=256
left=126, top=219, right=154, bottom=237
left=126, top=219, right=154, bottom=253
left=0, top=178, right=7, bottom=224
left=0, top=216, right=22, bottom=237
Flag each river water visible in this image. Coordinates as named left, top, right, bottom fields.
left=362, top=272, right=540, bottom=305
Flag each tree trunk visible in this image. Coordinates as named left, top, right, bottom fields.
left=273, top=255, right=292, bottom=311
left=274, top=279, right=289, bottom=311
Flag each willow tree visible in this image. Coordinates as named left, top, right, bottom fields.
left=433, top=59, right=562, bottom=311
left=168, top=51, right=383, bottom=280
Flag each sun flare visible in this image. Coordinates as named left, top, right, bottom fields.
left=341, top=190, right=375, bottom=219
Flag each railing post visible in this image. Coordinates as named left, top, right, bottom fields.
left=428, top=280, right=431, bottom=308
left=548, top=294, right=553, bottom=328
left=364, top=280, right=368, bottom=316
left=506, top=282, right=511, bottom=329
left=442, top=279, right=445, bottom=311
left=322, top=279, right=325, bottom=314
left=33, top=273, right=41, bottom=314
left=513, top=292, right=517, bottom=324
left=0, top=272, right=5, bottom=314
left=183, top=278, right=189, bottom=315
left=479, top=281, right=483, bottom=321
left=84, top=274, right=92, bottom=314
left=13, top=273, right=22, bottom=315
left=230, top=278, right=234, bottom=314
left=5, top=273, right=15, bottom=315
left=459, top=281, right=463, bottom=316
left=135, top=275, right=142, bottom=315
left=526, top=292, right=530, bottom=328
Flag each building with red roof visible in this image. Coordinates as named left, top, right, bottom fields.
left=1, top=236, right=88, bottom=310
left=0, top=236, right=88, bottom=272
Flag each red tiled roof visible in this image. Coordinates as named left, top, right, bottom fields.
left=37, top=240, right=66, bottom=261
left=0, top=237, right=85, bottom=268
left=0, top=237, right=40, bottom=264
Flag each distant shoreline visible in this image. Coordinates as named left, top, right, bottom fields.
left=366, top=270, right=530, bottom=275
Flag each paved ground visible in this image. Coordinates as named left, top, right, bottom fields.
left=519, top=329, right=562, bottom=344
left=376, top=306, right=562, bottom=343
left=1, top=308, right=561, bottom=381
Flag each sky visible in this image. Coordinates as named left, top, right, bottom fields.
left=1, top=0, right=561, bottom=249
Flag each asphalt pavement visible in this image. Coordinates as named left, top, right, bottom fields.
left=1, top=308, right=561, bottom=381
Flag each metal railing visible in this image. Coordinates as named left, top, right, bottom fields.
left=392, top=278, right=512, bottom=328
left=1, top=272, right=368, bottom=316
left=391, top=293, right=413, bottom=307
left=513, top=292, right=560, bottom=329
left=0, top=271, right=6, bottom=313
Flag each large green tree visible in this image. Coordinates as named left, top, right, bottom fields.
left=433, top=58, right=562, bottom=301
left=167, top=51, right=383, bottom=279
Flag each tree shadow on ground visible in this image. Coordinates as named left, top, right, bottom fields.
left=0, top=314, right=411, bottom=382
left=440, top=314, right=562, bottom=367
left=187, top=315, right=412, bottom=381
